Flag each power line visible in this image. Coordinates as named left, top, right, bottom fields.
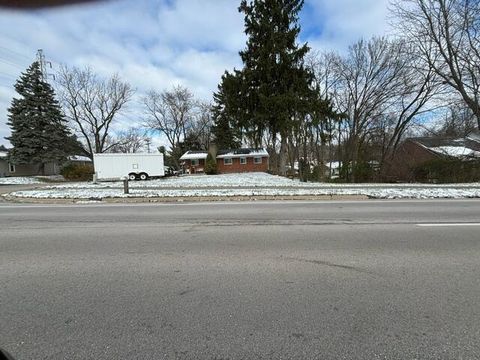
left=0, top=58, right=25, bottom=70
left=0, top=45, right=31, bottom=61
left=0, top=72, right=16, bottom=79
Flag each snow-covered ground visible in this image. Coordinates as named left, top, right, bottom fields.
left=0, top=177, right=44, bottom=185
left=3, top=173, right=480, bottom=200
left=6, top=187, right=480, bottom=199
left=41, top=173, right=480, bottom=190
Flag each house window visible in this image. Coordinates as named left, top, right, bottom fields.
left=240, top=157, right=247, bottom=165
left=224, top=158, right=233, bottom=165
left=8, top=163, right=15, bottom=173
left=254, top=157, right=262, bottom=164
left=191, top=159, right=199, bottom=166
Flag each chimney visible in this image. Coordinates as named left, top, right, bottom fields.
left=208, top=142, right=217, bottom=158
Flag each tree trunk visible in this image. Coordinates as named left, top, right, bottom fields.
left=278, top=135, right=287, bottom=176
left=319, top=138, right=326, bottom=182
left=38, top=163, right=46, bottom=176
left=270, top=136, right=278, bottom=174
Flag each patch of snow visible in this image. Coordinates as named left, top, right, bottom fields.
left=429, top=146, right=480, bottom=158
left=327, top=161, right=341, bottom=170
left=216, top=149, right=269, bottom=159
left=6, top=185, right=480, bottom=200
left=42, top=173, right=480, bottom=191
left=4, top=173, right=480, bottom=199
left=179, top=151, right=208, bottom=160
left=0, top=151, right=7, bottom=158
left=0, top=177, right=44, bottom=185
left=68, top=155, right=92, bottom=162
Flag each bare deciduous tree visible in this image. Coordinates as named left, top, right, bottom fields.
left=108, top=128, right=150, bottom=154
left=333, top=37, right=407, bottom=181
left=320, top=37, right=442, bottom=181
left=435, top=103, right=478, bottom=137
left=56, top=66, right=134, bottom=159
left=391, top=0, right=480, bottom=129
left=380, top=44, right=443, bottom=165
left=143, top=86, right=196, bottom=152
left=191, top=101, right=214, bottom=150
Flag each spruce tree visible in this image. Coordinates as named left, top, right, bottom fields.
left=212, top=72, right=242, bottom=150
left=213, top=0, right=316, bottom=174
left=204, top=152, right=218, bottom=175
left=6, top=61, right=72, bottom=174
left=240, top=0, right=315, bottom=173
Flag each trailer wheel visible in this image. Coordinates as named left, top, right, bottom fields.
left=139, top=173, right=149, bottom=181
left=128, top=173, right=137, bottom=181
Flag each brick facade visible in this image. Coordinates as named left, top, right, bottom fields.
left=180, top=149, right=270, bottom=174
left=184, top=159, right=206, bottom=174
left=385, top=140, right=439, bottom=181
left=217, top=156, right=269, bottom=174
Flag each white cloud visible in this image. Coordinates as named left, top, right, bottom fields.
left=303, top=0, right=390, bottom=52
left=0, top=0, right=389, bottom=147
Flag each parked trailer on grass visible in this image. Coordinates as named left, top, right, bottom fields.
left=93, top=153, right=164, bottom=181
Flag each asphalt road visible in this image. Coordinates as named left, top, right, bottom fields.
left=1, top=200, right=480, bottom=359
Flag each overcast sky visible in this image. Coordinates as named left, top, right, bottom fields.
left=0, top=0, right=389, bottom=148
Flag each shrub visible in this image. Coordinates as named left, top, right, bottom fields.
left=309, top=165, right=325, bottom=182
left=353, top=162, right=375, bottom=182
left=413, top=158, right=480, bottom=183
left=298, top=159, right=311, bottom=182
left=204, top=152, right=218, bottom=175
left=61, top=163, right=94, bottom=181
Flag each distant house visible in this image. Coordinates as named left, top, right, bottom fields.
left=0, top=150, right=59, bottom=177
left=286, top=160, right=341, bottom=179
left=179, top=151, right=208, bottom=174
left=0, top=149, right=92, bottom=178
left=327, top=161, right=341, bottom=179
left=180, top=148, right=270, bottom=174
left=68, top=155, right=93, bottom=167
left=387, top=133, right=480, bottom=180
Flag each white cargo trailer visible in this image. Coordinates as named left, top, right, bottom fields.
left=93, top=153, right=164, bottom=181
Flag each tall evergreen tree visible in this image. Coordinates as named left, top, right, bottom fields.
left=213, top=0, right=316, bottom=174
left=6, top=61, right=72, bottom=174
left=211, top=72, right=242, bottom=150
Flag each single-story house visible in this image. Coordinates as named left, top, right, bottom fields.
left=286, top=160, right=341, bottom=179
left=0, top=150, right=59, bottom=177
left=180, top=148, right=270, bottom=174
left=68, top=155, right=93, bottom=166
left=387, top=133, right=480, bottom=180
left=0, top=150, right=92, bottom=177
left=327, top=161, right=341, bottom=179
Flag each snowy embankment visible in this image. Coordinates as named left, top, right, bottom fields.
left=6, top=187, right=480, bottom=200
left=4, top=173, right=480, bottom=200
left=0, top=177, right=44, bottom=185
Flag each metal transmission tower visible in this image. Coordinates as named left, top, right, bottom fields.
left=36, top=49, right=54, bottom=82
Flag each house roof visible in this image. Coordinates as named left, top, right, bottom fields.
left=68, top=155, right=92, bottom=162
left=327, top=161, right=341, bottom=170
left=180, top=148, right=270, bottom=161
left=428, top=146, right=480, bottom=158
left=409, top=134, right=480, bottom=159
left=216, top=148, right=269, bottom=159
left=180, top=151, right=208, bottom=161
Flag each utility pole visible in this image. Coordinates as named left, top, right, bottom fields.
left=36, top=49, right=54, bottom=82
left=145, top=138, right=151, bottom=153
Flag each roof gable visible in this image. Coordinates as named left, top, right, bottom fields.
left=408, top=136, right=480, bottom=159
left=180, top=151, right=208, bottom=160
